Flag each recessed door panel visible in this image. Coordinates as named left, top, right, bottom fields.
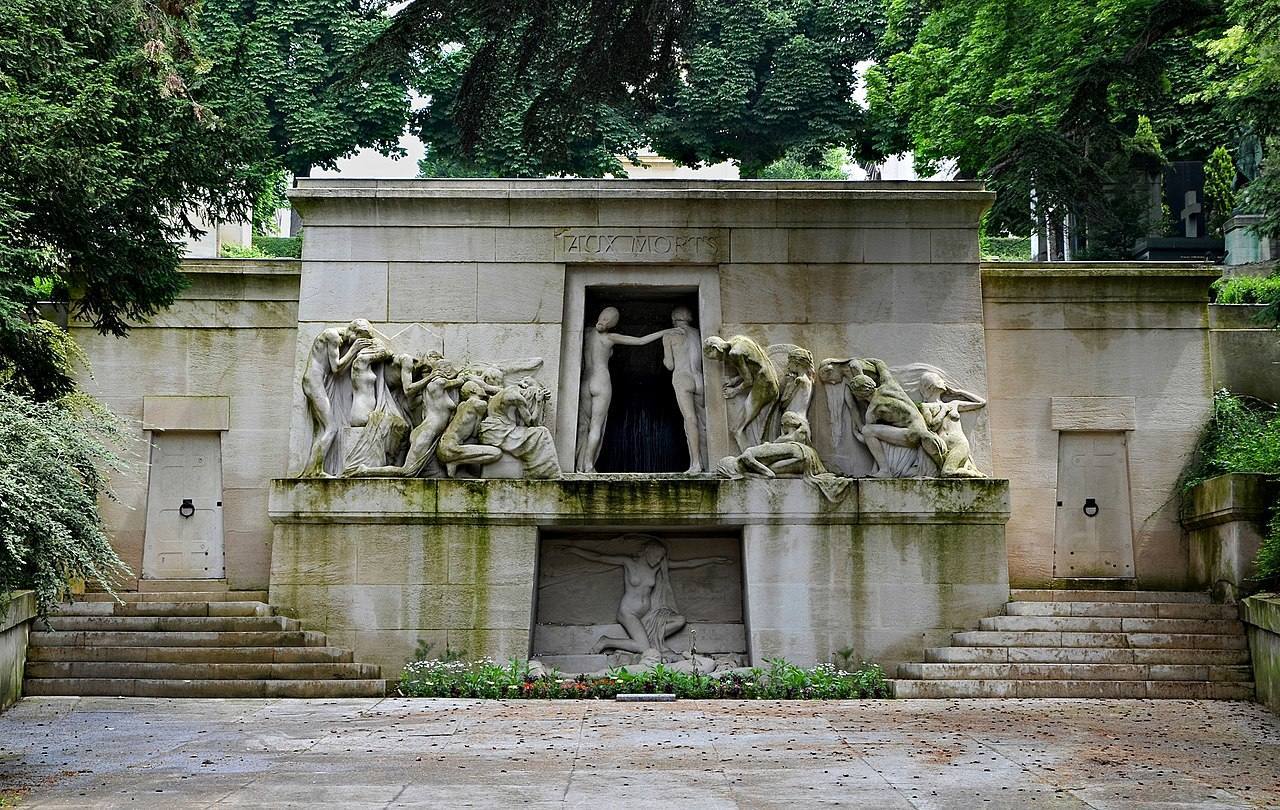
left=142, top=432, right=224, bottom=579
left=1053, top=431, right=1135, bottom=578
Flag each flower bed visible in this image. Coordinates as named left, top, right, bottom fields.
left=398, top=657, right=891, bottom=699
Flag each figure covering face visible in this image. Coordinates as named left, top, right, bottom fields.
left=576, top=307, right=675, bottom=472
left=662, top=306, right=707, bottom=472
left=702, top=334, right=781, bottom=452
left=299, top=320, right=375, bottom=477
left=479, top=377, right=561, bottom=479
left=715, top=412, right=853, bottom=503
left=559, top=535, right=732, bottom=658
left=918, top=371, right=987, bottom=477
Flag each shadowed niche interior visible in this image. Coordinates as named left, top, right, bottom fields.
left=584, top=286, right=700, bottom=473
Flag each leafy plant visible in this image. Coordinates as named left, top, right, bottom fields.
left=1179, top=391, right=1280, bottom=591
left=220, top=243, right=270, bottom=259
left=1204, top=146, right=1238, bottom=237
left=398, top=656, right=891, bottom=699
left=0, top=389, right=133, bottom=615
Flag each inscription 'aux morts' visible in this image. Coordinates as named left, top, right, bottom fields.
left=554, top=229, right=724, bottom=262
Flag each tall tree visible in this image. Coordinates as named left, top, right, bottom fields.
left=0, top=0, right=264, bottom=398
left=192, top=0, right=412, bottom=181
left=871, top=0, right=1223, bottom=253
left=382, top=0, right=885, bottom=177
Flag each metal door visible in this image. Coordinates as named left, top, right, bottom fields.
left=142, top=432, right=225, bottom=579
left=1052, top=431, right=1135, bottom=578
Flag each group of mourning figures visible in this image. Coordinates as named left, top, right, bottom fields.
left=298, top=311, right=988, bottom=492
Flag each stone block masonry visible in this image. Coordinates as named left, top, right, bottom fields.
left=268, top=477, right=1009, bottom=675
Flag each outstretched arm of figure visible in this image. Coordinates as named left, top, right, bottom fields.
left=945, top=386, right=987, bottom=411
left=561, top=546, right=629, bottom=567
left=668, top=556, right=734, bottom=570
left=609, top=328, right=678, bottom=348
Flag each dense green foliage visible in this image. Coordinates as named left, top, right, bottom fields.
left=0, top=0, right=269, bottom=399
left=392, top=0, right=883, bottom=177
left=220, top=236, right=304, bottom=259
left=1180, top=391, right=1280, bottom=590
left=0, top=390, right=130, bottom=614
left=1204, top=146, right=1237, bottom=236
left=1212, top=273, right=1280, bottom=306
left=399, top=657, right=891, bottom=699
left=192, top=0, right=411, bottom=180
left=981, top=235, right=1033, bottom=262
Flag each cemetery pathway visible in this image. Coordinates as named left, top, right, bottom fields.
left=1, top=697, right=1278, bottom=808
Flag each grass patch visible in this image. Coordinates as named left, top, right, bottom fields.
left=399, top=657, right=891, bottom=699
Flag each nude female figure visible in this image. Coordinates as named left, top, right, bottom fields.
left=348, top=337, right=393, bottom=428
left=577, top=307, right=674, bottom=473
left=662, top=306, right=706, bottom=472
left=560, top=539, right=732, bottom=655
left=918, top=371, right=986, bottom=478
left=300, top=320, right=372, bottom=477
left=348, top=357, right=466, bottom=477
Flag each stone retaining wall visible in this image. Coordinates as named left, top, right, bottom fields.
left=1244, top=595, right=1280, bottom=713
left=1, top=592, right=36, bottom=711
left=1184, top=473, right=1274, bottom=602
left=268, top=477, right=1010, bottom=676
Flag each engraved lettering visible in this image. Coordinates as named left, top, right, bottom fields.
left=653, top=235, right=673, bottom=254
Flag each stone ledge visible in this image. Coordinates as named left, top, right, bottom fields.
left=1, top=591, right=36, bottom=635
left=268, top=476, right=1010, bottom=527
left=1182, top=473, right=1274, bottom=530
left=1244, top=594, right=1280, bottom=636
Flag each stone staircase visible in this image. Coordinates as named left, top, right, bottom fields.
left=24, top=587, right=385, bottom=698
left=893, top=589, right=1255, bottom=699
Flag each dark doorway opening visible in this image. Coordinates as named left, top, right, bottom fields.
left=583, top=286, right=700, bottom=473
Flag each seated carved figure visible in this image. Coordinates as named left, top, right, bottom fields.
left=479, top=377, right=561, bottom=479
left=715, top=412, right=852, bottom=503
left=852, top=359, right=946, bottom=478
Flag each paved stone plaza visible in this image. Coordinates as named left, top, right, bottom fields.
left=2, top=698, right=1278, bottom=808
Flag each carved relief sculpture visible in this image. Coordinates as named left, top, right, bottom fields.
left=851, top=358, right=947, bottom=478
left=479, top=377, right=562, bottom=479
left=702, top=334, right=780, bottom=452
left=715, top=412, right=853, bottom=503
left=558, top=536, right=731, bottom=657
left=662, top=306, right=707, bottom=472
left=769, top=344, right=816, bottom=435
left=300, top=320, right=373, bottom=477
left=576, top=306, right=676, bottom=473
left=918, top=371, right=987, bottom=478
left=436, top=380, right=504, bottom=477
left=341, top=330, right=411, bottom=476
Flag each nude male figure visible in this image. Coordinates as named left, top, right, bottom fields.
left=662, top=306, right=706, bottom=472
left=436, top=380, right=503, bottom=477
left=577, top=306, right=673, bottom=473
left=851, top=358, right=946, bottom=477
left=300, top=320, right=373, bottom=477
left=702, top=334, right=780, bottom=452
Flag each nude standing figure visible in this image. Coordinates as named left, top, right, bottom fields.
left=300, top=320, right=372, bottom=477
left=662, top=306, right=706, bottom=472
left=576, top=306, right=674, bottom=473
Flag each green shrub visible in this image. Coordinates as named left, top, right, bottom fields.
left=1211, top=273, right=1280, bottom=305
left=251, top=235, right=303, bottom=259
left=1180, top=391, right=1280, bottom=590
left=0, top=389, right=132, bottom=614
left=980, top=235, right=1032, bottom=261
left=219, top=243, right=269, bottom=259
left=398, top=657, right=891, bottom=699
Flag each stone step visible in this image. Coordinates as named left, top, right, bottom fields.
left=897, top=662, right=1253, bottom=682
left=978, top=615, right=1243, bottom=635
left=1009, top=589, right=1211, bottom=604
left=891, top=679, right=1255, bottom=700
left=951, top=630, right=1249, bottom=650
left=22, top=678, right=387, bottom=699
left=27, top=645, right=355, bottom=664
left=77, top=591, right=269, bottom=603
left=26, top=661, right=380, bottom=680
left=1005, top=601, right=1240, bottom=620
left=41, top=615, right=300, bottom=633
left=924, top=646, right=1252, bottom=665
left=30, top=630, right=329, bottom=648
left=55, top=601, right=274, bottom=618
left=137, top=579, right=229, bottom=593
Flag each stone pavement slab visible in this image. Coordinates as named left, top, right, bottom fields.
left=1, top=698, right=1278, bottom=808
